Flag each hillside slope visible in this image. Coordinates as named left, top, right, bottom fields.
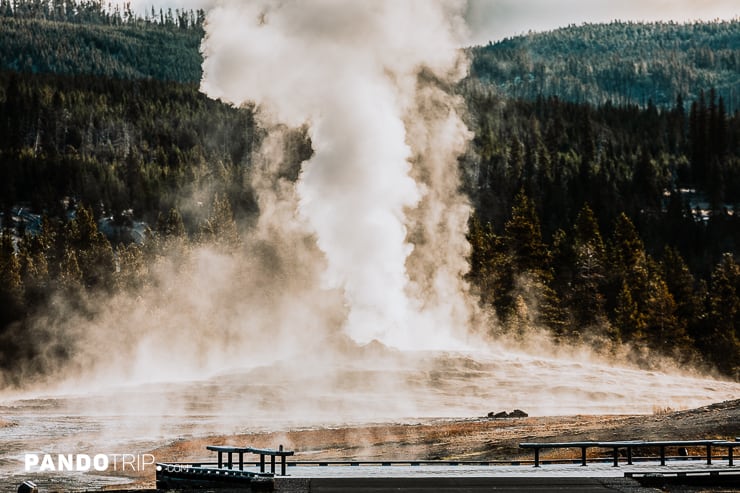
left=2, top=5, right=737, bottom=103
left=0, top=2, right=203, bottom=83
left=470, top=20, right=740, bottom=110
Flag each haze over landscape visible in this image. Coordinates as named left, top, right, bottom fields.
left=112, top=0, right=739, bottom=45
left=0, top=2, right=739, bottom=489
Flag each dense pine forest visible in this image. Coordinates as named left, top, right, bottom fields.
left=0, top=0, right=203, bottom=81
left=470, top=20, right=740, bottom=111
left=0, top=0, right=739, bottom=382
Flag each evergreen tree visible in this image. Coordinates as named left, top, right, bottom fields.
left=607, top=213, right=653, bottom=346
left=157, top=207, right=186, bottom=239
left=116, top=242, right=146, bottom=291
left=148, top=206, right=188, bottom=263
left=613, top=279, right=643, bottom=344
left=18, top=231, right=49, bottom=286
left=58, top=246, right=83, bottom=289
left=609, top=213, right=650, bottom=298
left=643, top=265, right=689, bottom=355
left=502, top=190, right=565, bottom=333
left=705, top=254, right=740, bottom=376
left=198, top=194, right=241, bottom=253
left=571, top=204, right=608, bottom=330
left=661, top=246, right=703, bottom=340
left=466, top=214, right=498, bottom=308
left=64, top=204, right=114, bottom=289
left=0, top=229, right=24, bottom=326
left=504, top=189, right=550, bottom=275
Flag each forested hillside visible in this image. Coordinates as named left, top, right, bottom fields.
left=0, top=2, right=739, bottom=381
left=470, top=20, right=740, bottom=111
left=0, top=71, right=261, bottom=222
left=461, top=88, right=740, bottom=375
left=0, top=0, right=203, bottom=82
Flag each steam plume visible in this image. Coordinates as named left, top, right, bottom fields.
left=201, top=0, right=476, bottom=349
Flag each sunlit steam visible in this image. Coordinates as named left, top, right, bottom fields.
left=2, top=10, right=740, bottom=486
left=201, top=0, right=475, bottom=349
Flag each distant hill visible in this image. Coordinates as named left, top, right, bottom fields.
left=0, top=0, right=203, bottom=83
left=2, top=6, right=737, bottom=108
left=469, top=20, right=740, bottom=111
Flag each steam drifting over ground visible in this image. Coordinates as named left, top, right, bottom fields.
left=2, top=0, right=739, bottom=432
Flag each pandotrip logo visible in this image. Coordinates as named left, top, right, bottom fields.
left=24, top=453, right=155, bottom=473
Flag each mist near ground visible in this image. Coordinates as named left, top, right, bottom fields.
left=1, top=0, right=739, bottom=430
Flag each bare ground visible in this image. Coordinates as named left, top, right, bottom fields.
left=107, top=399, right=739, bottom=489
left=152, top=399, right=740, bottom=462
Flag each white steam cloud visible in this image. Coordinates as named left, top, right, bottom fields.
left=201, top=0, right=476, bottom=349
left=3, top=8, right=740, bottom=483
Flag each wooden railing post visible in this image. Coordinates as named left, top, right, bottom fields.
left=706, top=444, right=712, bottom=465
left=728, top=445, right=734, bottom=467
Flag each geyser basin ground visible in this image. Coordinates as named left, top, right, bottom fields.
left=1, top=349, right=738, bottom=490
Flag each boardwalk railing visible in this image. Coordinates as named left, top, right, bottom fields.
left=205, top=445, right=295, bottom=476
left=519, top=439, right=737, bottom=467
left=157, top=445, right=296, bottom=490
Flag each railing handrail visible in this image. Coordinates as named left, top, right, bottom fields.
left=205, top=445, right=294, bottom=456
left=520, top=439, right=730, bottom=447
left=518, top=438, right=736, bottom=468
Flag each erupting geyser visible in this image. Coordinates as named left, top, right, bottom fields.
left=1, top=8, right=739, bottom=489
left=200, top=0, right=476, bottom=349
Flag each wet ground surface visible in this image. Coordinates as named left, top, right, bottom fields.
left=2, top=350, right=739, bottom=491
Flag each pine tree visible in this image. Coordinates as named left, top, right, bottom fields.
left=702, top=254, right=740, bottom=375
left=608, top=213, right=652, bottom=345
left=58, top=246, right=83, bottom=289
left=609, top=213, right=649, bottom=294
left=466, top=214, right=497, bottom=306
left=64, top=204, right=114, bottom=289
left=571, top=204, right=608, bottom=331
left=504, top=189, right=550, bottom=275
left=157, top=208, right=186, bottom=239
left=18, top=231, right=49, bottom=286
left=116, top=242, right=146, bottom=291
left=643, top=267, right=689, bottom=355
left=613, top=280, right=642, bottom=344
left=0, top=228, right=23, bottom=326
left=198, top=194, right=241, bottom=253
left=661, top=246, right=702, bottom=340
left=689, top=90, right=709, bottom=186
left=502, top=190, right=565, bottom=333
